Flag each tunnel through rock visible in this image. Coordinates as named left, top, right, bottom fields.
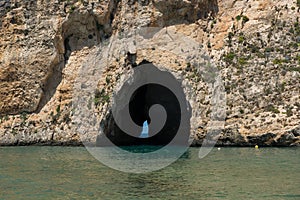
left=97, top=64, right=191, bottom=147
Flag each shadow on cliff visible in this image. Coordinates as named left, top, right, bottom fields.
left=151, top=0, right=219, bottom=26
left=36, top=0, right=119, bottom=113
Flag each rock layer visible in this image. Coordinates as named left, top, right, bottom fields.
left=0, top=0, right=299, bottom=146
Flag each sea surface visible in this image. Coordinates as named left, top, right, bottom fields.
left=0, top=147, right=299, bottom=199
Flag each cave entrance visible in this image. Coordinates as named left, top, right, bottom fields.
left=127, top=83, right=182, bottom=144
left=97, top=64, right=191, bottom=147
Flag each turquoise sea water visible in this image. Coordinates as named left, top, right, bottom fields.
left=0, top=147, right=299, bottom=199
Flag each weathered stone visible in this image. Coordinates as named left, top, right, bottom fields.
left=274, top=133, right=298, bottom=146
left=246, top=132, right=277, bottom=146
left=0, top=0, right=299, bottom=146
left=291, top=125, right=300, bottom=137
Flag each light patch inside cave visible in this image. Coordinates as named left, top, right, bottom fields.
left=97, top=64, right=191, bottom=147
left=139, top=121, right=149, bottom=138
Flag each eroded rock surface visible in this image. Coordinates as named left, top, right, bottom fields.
left=0, top=0, right=299, bottom=146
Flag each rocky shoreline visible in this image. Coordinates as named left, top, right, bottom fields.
left=1, top=126, right=299, bottom=147
left=193, top=126, right=300, bottom=147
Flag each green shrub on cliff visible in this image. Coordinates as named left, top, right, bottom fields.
left=106, top=76, right=111, bottom=84
left=69, top=5, right=76, bottom=13
left=236, top=15, right=250, bottom=24
left=20, top=112, right=28, bottom=122
left=238, top=35, right=245, bottom=43
left=288, top=67, right=300, bottom=72
left=296, top=55, right=300, bottom=64
left=56, top=105, right=61, bottom=114
left=238, top=57, right=248, bottom=65
left=273, top=58, right=286, bottom=65
left=235, top=15, right=241, bottom=21
left=242, top=16, right=249, bottom=24
left=94, top=89, right=102, bottom=106
left=266, top=105, right=280, bottom=114
left=286, top=107, right=293, bottom=117
left=94, top=89, right=110, bottom=106
left=224, top=52, right=236, bottom=63
left=279, top=82, right=286, bottom=93
left=94, top=97, right=101, bottom=106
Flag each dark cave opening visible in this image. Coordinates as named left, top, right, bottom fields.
left=97, top=64, right=191, bottom=147
left=126, top=83, right=182, bottom=145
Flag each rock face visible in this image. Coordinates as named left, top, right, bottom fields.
left=0, top=0, right=299, bottom=146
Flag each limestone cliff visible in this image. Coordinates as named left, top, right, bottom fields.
left=0, top=0, right=299, bottom=146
